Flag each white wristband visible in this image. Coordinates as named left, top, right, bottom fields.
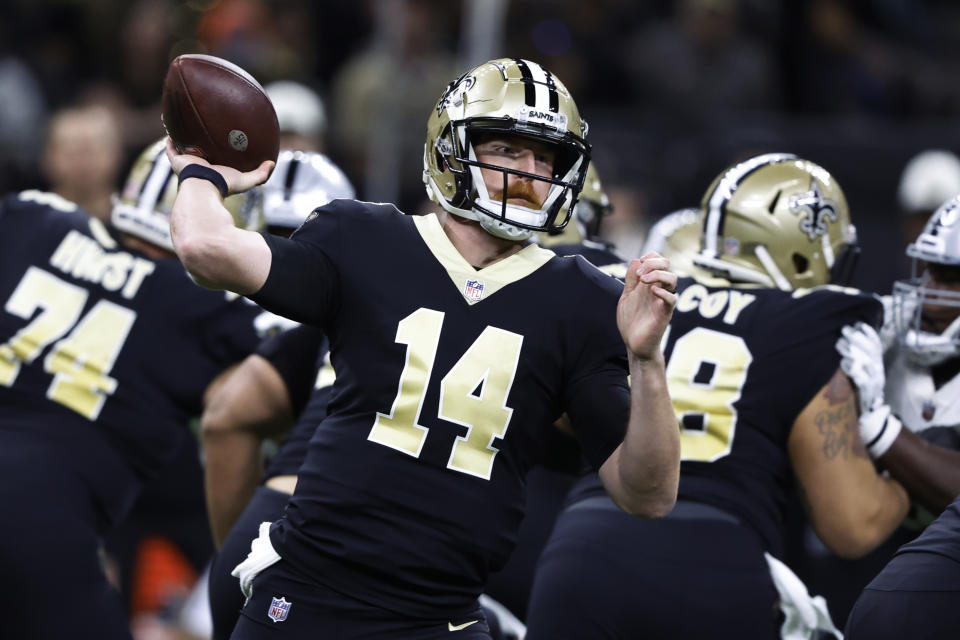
left=859, top=404, right=902, bottom=459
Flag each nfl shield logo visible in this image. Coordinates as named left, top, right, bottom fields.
left=268, top=596, right=292, bottom=623
left=464, top=279, right=484, bottom=302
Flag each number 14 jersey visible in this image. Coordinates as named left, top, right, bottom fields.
left=256, top=201, right=631, bottom=619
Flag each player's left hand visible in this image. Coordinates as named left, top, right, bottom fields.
left=836, top=322, right=885, bottom=415
left=618, top=252, right=677, bottom=361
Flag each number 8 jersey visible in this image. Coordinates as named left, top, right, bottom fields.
left=250, top=199, right=632, bottom=620
left=664, top=275, right=882, bottom=556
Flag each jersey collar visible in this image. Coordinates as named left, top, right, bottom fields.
left=413, top=214, right=554, bottom=305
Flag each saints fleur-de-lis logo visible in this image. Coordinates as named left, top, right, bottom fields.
left=789, top=180, right=839, bottom=241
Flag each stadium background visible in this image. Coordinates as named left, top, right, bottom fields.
left=4, top=0, right=960, bottom=293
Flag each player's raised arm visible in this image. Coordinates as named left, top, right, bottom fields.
left=166, top=138, right=274, bottom=293
left=599, top=253, right=681, bottom=518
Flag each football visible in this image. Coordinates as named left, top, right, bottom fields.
left=161, top=54, right=279, bottom=172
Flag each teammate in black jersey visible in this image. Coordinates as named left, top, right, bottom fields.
left=205, top=324, right=328, bottom=640
left=167, top=57, right=681, bottom=639
left=525, top=153, right=912, bottom=639
left=200, top=150, right=354, bottom=640
left=0, top=139, right=263, bottom=639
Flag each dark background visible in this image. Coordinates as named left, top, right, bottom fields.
left=3, top=0, right=960, bottom=291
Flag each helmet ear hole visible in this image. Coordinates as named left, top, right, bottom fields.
left=792, top=253, right=809, bottom=275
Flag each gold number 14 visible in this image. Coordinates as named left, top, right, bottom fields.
left=368, top=307, right=523, bottom=480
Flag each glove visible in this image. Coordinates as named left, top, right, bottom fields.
left=836, top=322, right=885, bottom=415
left=231, top=521, right=281, bottom=602
left=836, top=322, right=901, bottom=458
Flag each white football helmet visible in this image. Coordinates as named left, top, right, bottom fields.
left=892, top=195, right=960, bottom=366
left=111, top=139, right=261, bottom=251
left=244, top=150, right=355, bottom=235
left=423, top=58, right=590, bottom=241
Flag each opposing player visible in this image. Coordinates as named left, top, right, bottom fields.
left=835, top=196, right=960, bottom=637
left=167, top=57, right=680, bottom=639
left=525, top=153, right=911, bottom=639
left=0, top=138, right=263, bottom=639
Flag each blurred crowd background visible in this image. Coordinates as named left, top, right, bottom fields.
left=5, top=0, right=960, bottom=637
left=5, top=0, right=960, bottom=292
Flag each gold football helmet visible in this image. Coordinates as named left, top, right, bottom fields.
left=693, top=153, right=859, bottom=290
left=111, top=139, right=261, bottom=251
left=423, top=58, right=590, bottom=241
left=539, top=161, right=611, bottom=246
left=642, top=208, right=704, bottom=277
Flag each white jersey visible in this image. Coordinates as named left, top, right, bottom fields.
left=885, top=348, right=960, bottom=432
left=881, top=294, right=960, bottom=432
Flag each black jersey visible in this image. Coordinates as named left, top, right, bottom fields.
left=896, top=494, right=960, bottom=564
left=0, top=191, right=261, bottom=523
left=571, top=275, right=882, bottom=556
left=250, top=200, right=630, bottom=618
left=549, top=238, right=626, bottom=279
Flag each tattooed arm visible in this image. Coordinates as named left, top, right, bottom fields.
left=788, top=368, right=910, bottom=558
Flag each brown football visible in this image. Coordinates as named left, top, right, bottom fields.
left=161, top=54, right=279, bottom=172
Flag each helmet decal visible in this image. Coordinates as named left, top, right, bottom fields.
left=789, top=179, right=839, bottom=241
left=695, top=153, right=856, bottom=291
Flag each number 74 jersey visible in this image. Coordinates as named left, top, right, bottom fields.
left=0, top=191, right=262, bottom=523
left=663, top=275, right=882, bottom=555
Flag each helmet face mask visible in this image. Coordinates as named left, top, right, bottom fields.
left=893, top=196, right=960, bottom=365
left=693, top=153, right=858, bottom=291
left=423, top=59, right=590, bottom=241
left=112, top=139, right=261, bottom=251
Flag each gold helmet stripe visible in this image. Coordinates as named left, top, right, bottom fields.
left=703, top=153, right=796, bottom=258
left=137, top=151, right=174, bottom=213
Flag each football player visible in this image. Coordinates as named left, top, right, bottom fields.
left=524, top=154, right=911, bottom=639
left=0, top=138, right=264, bottom=639
left=198, top=150, right=352, bottom=640
left=166, top=57, right=681, bottom=639
left=834, top=196, right=960, bottom=638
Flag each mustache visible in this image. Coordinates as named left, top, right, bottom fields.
left=489, top=181, right=543, bottom=207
